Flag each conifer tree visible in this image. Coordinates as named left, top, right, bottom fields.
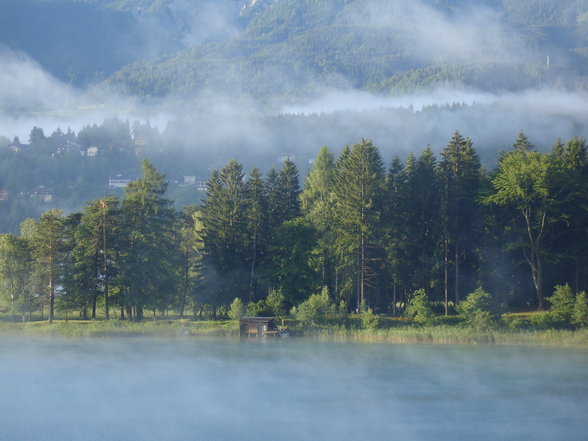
left=120, top=160, right=176, bottom=320
left=300, top=146, right=337, bottom=291
left=439, top=132, right=481, bottom=311
left=403, top=147, right=441, bottom=295
left=29, top=209, right=66, bottom=323
left=0, top=233, right=35, bottom=321
left=384, top=156, right=407, bottom=314
left=200, top=160, right=249, bottom=313
left=244, top=167, right=268, bottom=299
left=334, top=139, right=385, bottom=310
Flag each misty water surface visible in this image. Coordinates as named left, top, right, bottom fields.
left=0, top=338, right=586, bottom=441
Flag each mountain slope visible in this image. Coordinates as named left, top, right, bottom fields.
left=98, top=0, right=588, bottom=107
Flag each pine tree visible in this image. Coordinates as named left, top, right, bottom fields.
left=438, top=132, right=481, bottom=311
left=200, top=160, right=249, bottom=314
left=300, top=146, right=337, bottom=292
left=71, top=196, right=120, bottom=320
left=278, top=158, right=301, bottom=221
left=29, top=209, right=66, bottom=323
left=120, top=160, right=176, bottom=320
left=403, top=147, right=441, bottom=296
left=244, top=167, right=268, bottom=299
left=334, top=139, right=385, bottom=310
left=384, top=156, right=407, bottom=314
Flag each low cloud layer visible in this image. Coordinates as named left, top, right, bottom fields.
left=1, top=0, right=588, bottom=170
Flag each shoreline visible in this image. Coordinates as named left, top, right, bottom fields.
left=1, top=320, right=587, bottom=348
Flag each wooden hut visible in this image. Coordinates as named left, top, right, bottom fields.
left=239, top=317, right=278, bottom=338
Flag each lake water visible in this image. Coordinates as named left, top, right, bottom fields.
left=0, top=338, right=586, bottom=441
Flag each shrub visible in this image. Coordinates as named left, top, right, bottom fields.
left=572, top=291, right=588, bottom=328
left=529, top=311, right=559, bottom=330
left=360, top=307, right=380, bottom=330
left=292, top=286, right=335, bottom=325
left=405, top=289, right=435, bottom=325
left=266, top=288, right=286, bottom=317
left=546, top=284, right=575, bottom=326
left=457, top=287, right=497, bottom=330
left=228, top=298, right=246, bottom=321
left=247, top=299, right=272, bottom=317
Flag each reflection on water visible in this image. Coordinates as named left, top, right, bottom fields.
left=0, top=338, right=586, bottom=441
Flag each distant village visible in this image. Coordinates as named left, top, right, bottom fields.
left=0, top=129, right=298, bottom=206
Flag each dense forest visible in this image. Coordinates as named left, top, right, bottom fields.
left=3, top=0, right=587, bottom=107
left=99, top=0, right=588, bottom=106
left=1, top=131, right=587, bottom=326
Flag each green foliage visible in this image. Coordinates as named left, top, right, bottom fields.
left=572, top=291, right=588, bottom=328
left=546, top=284, right=575, bottom=325
left=228, top=297, right=246, bottom=320
left=291, top=286, right=335, bottom=325
left=360, top=307, right=380, bottom=330
left=484, top=144, right=557, bottom=309
left=334, top=139, right=385, bottom=309
left=457, top=288, right=498, bottom=330
left=405, top=289, right=435, bottom=326
left=247, top=299, right=272, bottom=317
left=1, top=129, right=587, bottom=327
left=265, top=288, right=286, bottom=317
left=263, top=218, right=318, bottom=305
left=528, top=311, right=559, bottom=330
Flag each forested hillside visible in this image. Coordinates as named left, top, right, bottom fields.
left=99, top=0, right=588, bottom=106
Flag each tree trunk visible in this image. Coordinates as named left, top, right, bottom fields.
left=392, top=279, right=397, bottom=316
left=360, top=234, right=366, bottom=308
left=250, top=231, right=257, bottom=300
left=454, top=241, right=460, bottom=305
left=533, top=254, right=544, bottom=310
left=104, top=276, right=109, bottom=320
left=48, top=267, right=54, bottom=323
left=444, top=237, right=449, bottom=316
left=92, top=293, right=97, bottom=320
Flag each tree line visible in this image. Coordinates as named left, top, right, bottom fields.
left=0, top=131, right=587, bottom=322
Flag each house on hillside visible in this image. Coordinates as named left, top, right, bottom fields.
left=109, top=175, right=131, bottom=189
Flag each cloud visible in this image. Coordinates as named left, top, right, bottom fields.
left=0, top=46, right=77, bottom=112
left=342, top=0, right=530, bottom=64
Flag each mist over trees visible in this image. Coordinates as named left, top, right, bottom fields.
left=1, top=132, right=587, bottom=323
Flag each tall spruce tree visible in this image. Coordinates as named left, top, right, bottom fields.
left=300, top=146, right=337, bottom=292
left=278, top=158, right=301, bottom=222
left=244, top=167, right=268, bottom=299
left=71, top=196, right=120, bottom=320
left=439, top=132, right=481, bottom=312
left=120, top=160, right=176, bottom=320
left=200, top=160, right=249, bottom=314
left=403, top=147, right=441, bottom=296
left=550, top=137, right=588, bottom=293
left=384, top=156, right=408, bottom=314
left=334, top=140, right=385, bottom=310
left=29, top=209, right=66, bottom=323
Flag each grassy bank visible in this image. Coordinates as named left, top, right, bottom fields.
left=1, top=319, right=587, bottom=348
left=0, top=319, right=239, bottom=338
left=295, top=325, right=588, bottom=347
